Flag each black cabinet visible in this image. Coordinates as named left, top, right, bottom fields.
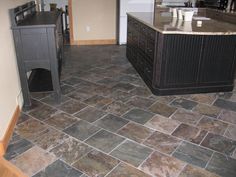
left=127, top=15, right=236, bottom=95
left=10, top=1, right=63, bottom=107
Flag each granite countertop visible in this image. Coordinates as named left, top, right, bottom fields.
left=127, top=9, right=236, bottom=35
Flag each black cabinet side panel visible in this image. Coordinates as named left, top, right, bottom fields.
left=199, top=35, right=236, bottom=85
left=162, top=35, right=203, bottom=87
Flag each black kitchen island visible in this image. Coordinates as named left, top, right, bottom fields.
left=126, top=9, right=236, bottom=95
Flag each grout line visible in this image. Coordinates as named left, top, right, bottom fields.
left=103, top=162, right=121, bottom=177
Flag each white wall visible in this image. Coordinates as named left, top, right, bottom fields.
left=72, top=0, right=117, bottom=41
left=0, top=0, right=29, bottom=140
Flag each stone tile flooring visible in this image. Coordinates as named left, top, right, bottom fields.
left=5, top=45, right=236, bottom=177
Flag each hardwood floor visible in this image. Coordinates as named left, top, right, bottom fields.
left=0, top=157, right=27, bottom=177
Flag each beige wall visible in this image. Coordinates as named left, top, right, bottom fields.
left=72, top=0, right=117, bottom=41
left=0, top=0, right=29, bottom=140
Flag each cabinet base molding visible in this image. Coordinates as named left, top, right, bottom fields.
left=0, top=106, right=20, bottom=156
left=72, top=39, right=117, bottom=45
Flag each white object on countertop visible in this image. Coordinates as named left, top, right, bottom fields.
left=178, top=9, right=183, bottom=19
left=119, top=0, right=155, bottom=45
left=197, top=20, right=202, bottom=27
left=172, top=8, right=177, bottom=17
left=183, top=11, right=194, bottom=21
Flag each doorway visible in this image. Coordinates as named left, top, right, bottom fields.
left=68, top=0, right=119, bottom=45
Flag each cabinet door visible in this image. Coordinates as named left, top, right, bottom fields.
left=162, top=35, right=203, bottom=87
left=199, top=36, right=236, bottom=85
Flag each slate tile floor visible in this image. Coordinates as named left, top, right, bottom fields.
left=5, top=45, right=236, bottom=177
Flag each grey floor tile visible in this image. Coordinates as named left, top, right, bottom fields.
left=206, top=152, right=236, bottom=177
left=64, top=120, right=100, bottom=141
left=33, top=160, right=83, bottom=177
left=110, top=140, right=152, bottom=167
left=85, top=130, right=125, bottom=153
left=170, top=98, right=198, bottom=110
left=213, top=99, right=236, bottom=112
left=122, top=108, right=154, bottom=124
left=94, top=114, right=129, bottom=132
left=201, top=133, right=236, bottom=156
left=173, top=141, right=213, bottom=168
left=4, top=135, right=33, bottom=160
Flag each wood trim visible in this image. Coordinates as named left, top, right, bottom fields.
left=0, top=157, right=27, bottom=177
left=0, top=106, right=21, bottom=156
left=72, top=39, right=117, bottom=45
left=68, top=0, right=74, bottom=45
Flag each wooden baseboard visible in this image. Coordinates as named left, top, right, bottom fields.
left=72, top=39, right=117, bottom=45
left=0, top=106, right=21, bottom=156
left=0, top=157, right=27, bottom=177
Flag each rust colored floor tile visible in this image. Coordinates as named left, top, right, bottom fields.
left=45, top=112, right=77, bottom=130
left=189, top=93, right=217, bottom=105
left=193, top=104, right=221, bottom=118
left=144, top=131, right=181, bottom=154
left=149, top=102, right=177, bottom=117
left=15, top=119, right=47, bottom=140
left=33, top=128, right=69, bottom=151
left=197, top=116, right=228, bottom=135
left=130, top=86, right=152, bottom=98
left=83, top=95, right=113, bottom=108
left=102, top=101, right=133, bottom=116
left=172, top=124, right=207, bottom=144
left=145, top=115, right=180, bottom=134
left=218, top=110, right=236, bottom=124
left=11, top=146, right=56, bottom=177
left=126, top=96, right=155, bottom=109
left=57, top=99, right=87, bottom=114
left=150, top=96, right=176, bottom=104
left=72, top=150, right=119, bottom=177
left=112, top=82, right=135, bottom=92
left=106, top=163, right=151, bottom=177
left=201, top=133, right=236, bottom=156
left=108, top=90, right=134, bottom=102
left=117, top=122, right=153, bottom=143
left=140, top=151, right=186, bottom=177
left=50, top=138, right=92, bottom=165
left=179, top=165, right=220, bottom=177
left=41, top=95, right=71, bottom=107
left=171, top=109, right=203, bottom=125
left=29, top=104, right=58, bottom=121
left=74, top=106, right=106, bottom=123
left=17, top=113, right=31, bottom=125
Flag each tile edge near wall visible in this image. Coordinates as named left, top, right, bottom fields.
left=0, top=106, right=21, bottom=156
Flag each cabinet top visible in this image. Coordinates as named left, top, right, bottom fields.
left=12, top=11, right=61, bottom=29
left=127, top=9, right=236, bottom=35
